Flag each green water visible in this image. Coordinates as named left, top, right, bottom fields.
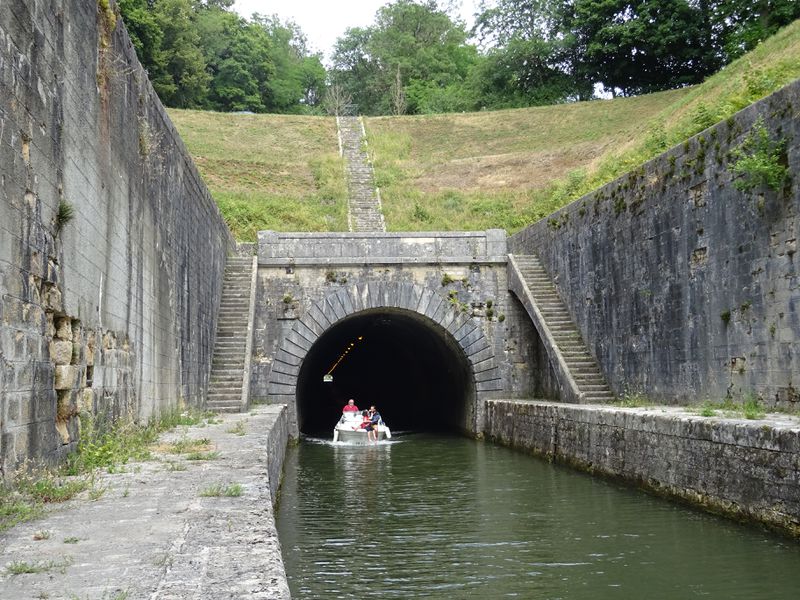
left=275, top=435, right=800, bottom=599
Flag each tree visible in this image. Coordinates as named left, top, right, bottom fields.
left=331, top=1, right=478, bottom=114
left=568, top=0, right=714, bottom=96
left=472, top=0, right=592, bottom=106
left=710, top=0, right=800, bottom=59
left=150, top=0, right=210, bottom=107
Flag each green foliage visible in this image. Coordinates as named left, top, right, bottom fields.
left=5, top=557, right=72, bottom=575
left=64, top=408, right=214, bottom=475
left=614, top=391, right=652, bottom=407
left=200, top=483, right=242, bottom=497
left=118, top=1, right=324, bottom=113
left=742, top=394, right=766, bottom=420
left=720, top=309, right=731, bottom=325
left=55, top=201, right=75, bottom=235
left=730, top=117, right=788, bottom=192
left=330, top=0, right=478, bottom=115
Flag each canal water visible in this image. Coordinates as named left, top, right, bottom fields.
left=275, top=434, right=800, bottom=599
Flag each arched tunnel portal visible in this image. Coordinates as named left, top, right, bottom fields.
left=296, top=308, right=476, bottom=435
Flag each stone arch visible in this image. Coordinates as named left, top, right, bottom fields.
left=266, top=280, right=502, bottom=433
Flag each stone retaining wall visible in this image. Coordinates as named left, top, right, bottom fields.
left=0, top=0, right=234, bottom=473
left=485, top=400, right=800, bottom=536
left=509, top=80, right=799, bottom=409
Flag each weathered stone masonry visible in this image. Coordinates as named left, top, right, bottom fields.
left=486, top=400, right=800, bottom=537
left=250, top=230, right=560, bottom=434
left=510, top=80, right=800, bottom=410
left=0, top=0, right=234, bottom=473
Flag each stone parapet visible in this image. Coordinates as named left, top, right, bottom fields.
left=258, top=230, right=508, bottom=266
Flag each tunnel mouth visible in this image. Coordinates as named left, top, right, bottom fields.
left=295, top=308, right=475, bottom=436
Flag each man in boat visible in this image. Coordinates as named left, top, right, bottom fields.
left=342, top=399, right=359, bottom=413
left=367, top=406, right=381, bottom=441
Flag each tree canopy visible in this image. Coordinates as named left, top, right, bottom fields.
left=118, top=0, right=325, bottom=113
left=117, top=0, right=800, bottom=114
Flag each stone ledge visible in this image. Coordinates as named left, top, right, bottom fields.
left=0, top=405, right=291, bottom=599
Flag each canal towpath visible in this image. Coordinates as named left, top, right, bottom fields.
left=0, top=405, right=291, bottom=600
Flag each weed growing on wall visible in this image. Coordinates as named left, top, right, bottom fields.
left=54, top=201, right=75, bottom=235
left=730, top=117, right=788, bottom=192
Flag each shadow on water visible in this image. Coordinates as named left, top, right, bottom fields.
left=276, top=434, right=800, bottom=599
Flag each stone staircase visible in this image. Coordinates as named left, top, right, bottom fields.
left=207, top=255, right=256, bottom=412
left=509, top=254, right=615, bottom=403
left=337, top=116, right=386, bottom=232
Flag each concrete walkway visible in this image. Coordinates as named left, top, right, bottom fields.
left=0, top=405, right=291, bottom=600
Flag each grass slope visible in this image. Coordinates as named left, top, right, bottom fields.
left=365, top=19, right=800, bottom=232
left=170, top=20, right=800, bottom=238
left=168, top=111, right=347, bottom=240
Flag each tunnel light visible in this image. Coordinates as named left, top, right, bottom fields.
left=325, top=335, right=366, bottom=379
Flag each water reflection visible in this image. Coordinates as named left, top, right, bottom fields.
left=276, top=434, right=800, bottom=599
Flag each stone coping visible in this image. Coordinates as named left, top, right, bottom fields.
left=489, top=399, right=800, bottom=437
left=257, top=229, right=508, bottom=266
left=0, top=405, right=291, bottom=599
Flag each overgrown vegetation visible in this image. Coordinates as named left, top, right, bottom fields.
left=170, top=19, right=800, bottom=237
left=694, top=395, right=767, bottom=420
left=0, top=408, right=216, bottom=532
left=199, top=483, right=243, bottom=498
left=54, top=201, right=75, bottom=235
left=730, top=117, right=788, bottom=192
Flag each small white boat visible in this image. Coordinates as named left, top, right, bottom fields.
left=333, top=411, right=391, bottom=444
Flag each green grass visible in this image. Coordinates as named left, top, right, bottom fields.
left=694, top=396, right=767, bottom=420
left=363, top=19, right=800, bottom=231
left=168, top=111, right=348, bottom=240
left=5, top=557, right=72, bottom=575
left=169, top=20, right=800, bottom=236
left=225, top=421, right=246, bottom=436
left=1, top=408, right=218, bottom=533
left=199, top=483, right=243, bottom=497
left=612, top=391, right=653, bottom=408
left=185, top=451, right=220, bottom=461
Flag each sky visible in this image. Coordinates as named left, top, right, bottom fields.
left=233, top=0, right=481, bottom=62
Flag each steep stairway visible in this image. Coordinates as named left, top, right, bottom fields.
left=337, top=116, right=386, bottom=232
left=207, top=255, right=256, bottom=412
left=509, top=254, right=615, bottom=403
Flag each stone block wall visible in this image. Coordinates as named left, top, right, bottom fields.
left=485, top=400, right=800, bottom=537
left=510, top=80, right=799, bottom=409
left=0, top=0, right=234, bottom=473
left=252, top=231, right=557, bottom=433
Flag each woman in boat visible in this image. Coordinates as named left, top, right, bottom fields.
left=353, top=410, right=371, bottom=431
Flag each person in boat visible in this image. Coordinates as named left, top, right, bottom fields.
left=342, top=399, right=359, bottom=414
left=367, top=406, right=381, bottom=442
left=353, top=410, right=371, bottom=431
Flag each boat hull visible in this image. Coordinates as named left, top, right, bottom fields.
left=333, top=424, right=391, bottom=444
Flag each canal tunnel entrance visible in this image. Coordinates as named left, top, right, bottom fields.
left=296, top=308, right=475, bottom=436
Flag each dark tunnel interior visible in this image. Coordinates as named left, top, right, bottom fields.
left=296, top=308, right=475, bottom=436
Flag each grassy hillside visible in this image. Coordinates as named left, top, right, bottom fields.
left=167, top=111, right=347, bottom=240
left=366, top=19, right=800, bottom=232
left=171, top=20, right=800, bottom=239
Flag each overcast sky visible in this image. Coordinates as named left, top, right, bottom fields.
left=233, top=1, right=480, bottom=62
